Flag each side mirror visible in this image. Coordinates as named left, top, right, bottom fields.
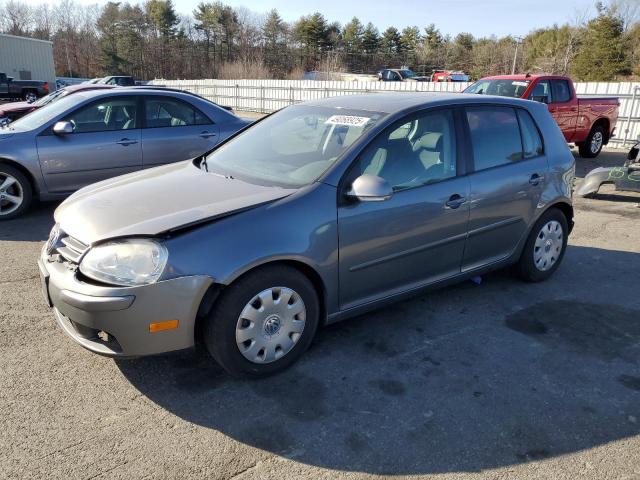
left=531, top=95, right=549, bottom=104
left=346, top=175, right=393, bottom=202
left=53, top=121, right=74, bottom=135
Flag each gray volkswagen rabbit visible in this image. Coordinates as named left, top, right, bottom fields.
left=39, top=93, right=575, bottom=377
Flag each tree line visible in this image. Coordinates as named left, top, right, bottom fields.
left=0, top=0, right=638, bottom=82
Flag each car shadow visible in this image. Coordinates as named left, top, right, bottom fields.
left=0, top=201, right=56, bottom=241
left=116, top=245, right=640, bottom=475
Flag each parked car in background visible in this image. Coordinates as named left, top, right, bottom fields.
left=430, top=70, right=470, bottom=82
left=84, top=78, right=101, bottom=84
left=379, top=68, right=430, bottom=82
left=37, top=93, right=574, bottom=377
left=0, top=84, right=114, bottom=125
left=0, top=72, right=50, bottom=102
left=97, top=76, right=136, bottom=86
left=0, top=88, right=250, bottom=219
left=464, top=74, right=620, bottom=158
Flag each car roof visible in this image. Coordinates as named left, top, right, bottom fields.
left=303, top=92, right=534, bottom=114
left=64, top=84, right=114, bottom=93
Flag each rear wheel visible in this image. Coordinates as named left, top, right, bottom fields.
left=23, top=90, right=37, bottom=103
left=579, top=125, right=605, bottom=158
left=0, top=164, right=32, bottom=220
left=517, top=208, right=568, bottom=282
left=203, top=265, right=320, bottom=378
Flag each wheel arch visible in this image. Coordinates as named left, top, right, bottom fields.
left=194, top=258, right=329, bottom=344
left=0, top=158, right=39, bottom=196
left=545, top=200, right=574, bottom=233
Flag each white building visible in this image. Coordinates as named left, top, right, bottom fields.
left=0, top=34, right=56, bottom=89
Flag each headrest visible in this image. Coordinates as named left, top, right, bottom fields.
left=413, top=132, right=443, bottom=151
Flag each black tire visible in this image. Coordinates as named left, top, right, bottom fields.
left=0, top=164, right=33, bottom=220
left=578, top=125, right=605, bottom=158
left=23, top=90, right=37, bottom=103
left=203, top=265, right=320, bottom=378
left=517, top=208, right=569, bottom=282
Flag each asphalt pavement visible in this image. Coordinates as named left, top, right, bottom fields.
left=1, top=148, right=640, bottom=479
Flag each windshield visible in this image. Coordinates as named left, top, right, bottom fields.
left=204, top=105, right=384, bottom=188
left=400, top=70, right=417, bottom=79
left=464, top=79, right=530, bottom=98
left=6, top=94, right=84, bottom=131
left=34, top=88, right=69, bottom=107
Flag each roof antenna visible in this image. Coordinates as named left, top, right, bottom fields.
left=525, top=72, right=531, bottom=78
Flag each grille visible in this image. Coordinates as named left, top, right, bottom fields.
left=56, top=235, right=89, bottom=264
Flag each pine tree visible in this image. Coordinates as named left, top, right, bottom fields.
left=572, top=7, right=630, bottom=80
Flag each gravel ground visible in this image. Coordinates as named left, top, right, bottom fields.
left=1, top=148, right=640, bottom=480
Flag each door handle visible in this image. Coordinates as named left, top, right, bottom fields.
left=199, top=131, right=217, bottom=139
left=445, top=194, right=466, bottom=209
left=116, top=138, right=138, bottom=146
left=529, top=173, right=542, bottom=186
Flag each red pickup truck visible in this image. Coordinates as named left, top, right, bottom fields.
left=463, top=74, right=620, bottom=158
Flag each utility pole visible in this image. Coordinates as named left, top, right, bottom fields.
left=511, top=36, right=523, bottom=75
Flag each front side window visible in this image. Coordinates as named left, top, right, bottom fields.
left=528, top=80, right=551, bottom=103
left=204, top=105, right=384, bottom=188
left=145, top=97, right=211, bottom=128
left=466, top=106, right=522, bottom=170
left=64, top=97, right=138, bottom=133
left=354, top=109, right=457, bottom=191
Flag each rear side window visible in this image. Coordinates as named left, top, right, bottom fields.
left=551, top=80, right=571, bottom=103
left=517, top=109, right=543, bottom=158
left=145, top=97, right=211, bottom=128
left=466, top=106, right=523, bottom=170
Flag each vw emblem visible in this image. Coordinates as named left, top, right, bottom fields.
left=46, top=225, right=60, bottom=255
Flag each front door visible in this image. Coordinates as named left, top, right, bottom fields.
left=338, top=108, right=470, bottom=310
left=141, top=96, right=220, bottom=168
left=461, top=105, right=548, bottom=271
left=36, top=96, right=142, bottom=193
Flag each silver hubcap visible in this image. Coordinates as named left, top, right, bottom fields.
left=533, top=220, right=563, bottom=271
left=25, top=93, right=36, bottom=102
left=235, top=286, right=306, bottom=364
left=0, top=173, right=23, bottom=216
left=591, top=131, right=603, bottom=154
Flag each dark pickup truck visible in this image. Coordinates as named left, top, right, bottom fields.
left=0, top=72, right=50, bottom=103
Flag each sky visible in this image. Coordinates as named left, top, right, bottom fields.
left=19, top=0, right=598, bottom=37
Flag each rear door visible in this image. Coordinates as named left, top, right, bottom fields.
left=461, top=105, right=548, bottom=271
left=548, top=79, right=578, bottom=142
left=36, top=95, right=142, bottom=193
left=338, top=108, right=471, bottom=309
left=141, top=95, right=220, bottom=168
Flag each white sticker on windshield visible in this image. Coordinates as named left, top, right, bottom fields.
left=512, top=81, right=529, bottom=87
left=325, top=115, right=370, bottom=127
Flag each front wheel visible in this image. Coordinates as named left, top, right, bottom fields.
left=203, top=265, right=320, bottom=378
left=517, top=208, right=568, bottom=282
left=0, top=164, right=33, bottom=220
left=578, top=126, right=605, bottom=158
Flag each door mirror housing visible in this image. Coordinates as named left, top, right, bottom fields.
left=530, top=95, right=549, bottom=104
left=53, top=121, right=74, bottom=135
left=346, top=175, right=393, bottom=202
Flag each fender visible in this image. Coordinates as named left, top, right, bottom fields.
left=575, top=167, right=614, bottom=197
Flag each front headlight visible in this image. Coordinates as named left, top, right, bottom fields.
left=79, top=239, right=168, bottom=287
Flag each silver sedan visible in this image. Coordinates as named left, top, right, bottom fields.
left=0, top=88, right=250, bottom=219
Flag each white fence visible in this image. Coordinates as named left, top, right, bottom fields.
left=150, top=78, right=640, bottom=148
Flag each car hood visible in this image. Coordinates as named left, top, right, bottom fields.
left=55, top=160, right=295, bottom=245
left=0, top=101, right=34, bottom=115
